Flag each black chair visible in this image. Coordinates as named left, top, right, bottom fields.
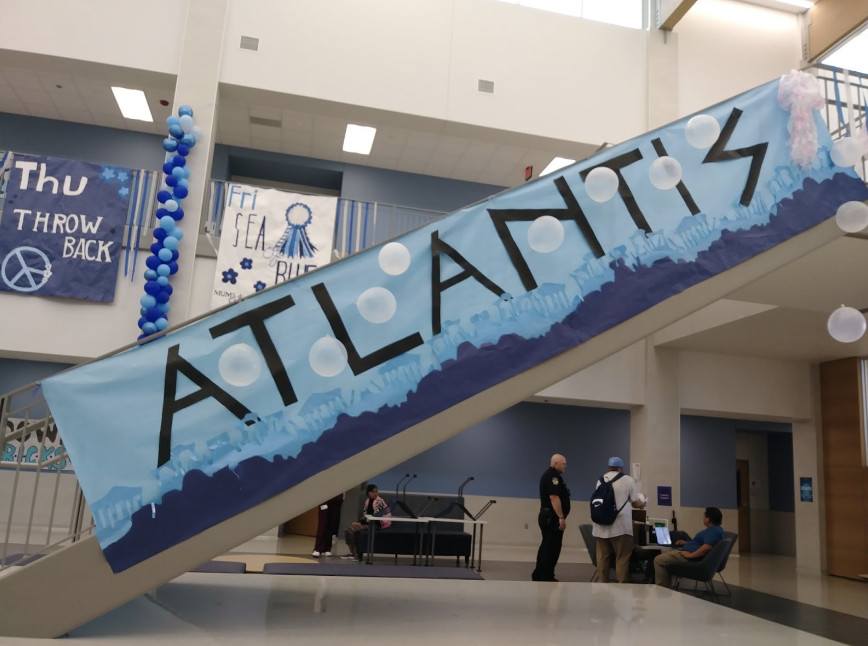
left=668, top=538, right=733, bottom=603
left=716, top=532, right=738, bottom=595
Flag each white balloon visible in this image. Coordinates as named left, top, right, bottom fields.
left=357, top=287, right=397, bottom=323
left=179, top=114, right=195, bottom=134
left=527, top=215, right=564, bottom=253
left=585, top=167, right=619, bottom=203
left=685, top=115, right=721, bottom=149
left=191, top=125, right=203, bottom=140
left=831, top=136, right=864, bottom=167
left=835, top=201, right=868, bottom=233
left=649, top=156, right=683, bottom=190
left=218, top=343, right=262, bottom=387
left=309, top=336, right=348, bottom=377
left=828, top=306, right=867, bottom=343
left=378, top=242, right=411, bottom=275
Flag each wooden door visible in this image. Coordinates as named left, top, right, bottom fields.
left=737, top=459, right=751, bottom=553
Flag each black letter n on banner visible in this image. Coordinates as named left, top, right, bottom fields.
left=158, top=345, right=252, bottom=467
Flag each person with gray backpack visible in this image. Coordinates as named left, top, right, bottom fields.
left=591, top=457, right=645, bottom=583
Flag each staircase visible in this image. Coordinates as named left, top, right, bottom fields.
left=2, top=70, right=867, bottom=638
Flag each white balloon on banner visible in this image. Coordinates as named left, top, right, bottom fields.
left=827, top=306, right=867, bottom=343
left=585, top=167, right=619, bottom=203
left=379, top=242, right=411, bottom=275
left=685, top=115, right=721, bottom=149
left=835, top=201, right=868, bottom=233
left=830, top=136, right=863, bottom=167
left=309, top=335, right=348, bottom=377
left=649, top=156, right=683, bottom=190
left=218, top=343, right=262, bottom=387
left=357, top=287, right=397, bottom=323
left=528, top=215, right=565, bottom=253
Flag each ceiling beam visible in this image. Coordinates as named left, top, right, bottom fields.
left=809, top=0, right=868, bottom=60
left=658, top=0, right=701, bottom=30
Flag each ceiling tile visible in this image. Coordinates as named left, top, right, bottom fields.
left=398, top=148, right=433, bottom=164
left=282, top=129, right=312, bottom=146
left=14, top=88, right=54, bottom=106
left=313, top=115, right=346, bottom=136
left=218, top=120, right=250, bottom=136
left=57, top=107, right=95, bottom=125
left=494, top=145, right=526, bottom=164
left=369, top=142, right=404, bottom=160
left=463, top=141, right=498, bottom=159
left=395, top=159, right=427, bottom=175
left=311, top=133, right=343, bottom=151
left=73, top=80, right=113, bottom=100
left=433, top=136, right=468, bottom=155
left=0, top=98, right=26, bottom=114
left=218, top=104, right=248, bottom=122
left=222, top=134, right=252, bottom=148
left=249, top=105, right=281, bottom=121
left=50, top=94, right=88, bottom=111
left=377, top=127, right=409, bottom=148
left=38, top=75, right=79, bottom=95
left=251, top=137, right=282, bottom=153
left=281, top=110, right=314, bottom=131
left=2, top=68, right=43, bottom=90
left=125, top=120, right=158, bottom=134
left=0, top=86, right=18, bottom=101
left=454, top=156, right=488, bottom=173
left=281, top=140, right=312, bottom=157
left=425, top=164, right=453, bottom=179
left=310, top=145, right=342, bottom=162
left=341, top=152, right=370, bottom=165
left=450, top=167, right=479, bottom=182
left=405, top=132, right=438, bottom=151
left=427, top=151, right=461, bottom=167
left=24, top=104, right=61, bottom=120
left=91, top=113, right=129, bottom=130
left=83, top=96, right=122, bottom=117
left=0, top=70, right=9, bottom=86
left=250, top=123, right=280, bottom=140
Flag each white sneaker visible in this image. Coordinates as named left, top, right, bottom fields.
left=323, top=551, right=332, bottom=557
left=312, top=551, right=321, bottom=557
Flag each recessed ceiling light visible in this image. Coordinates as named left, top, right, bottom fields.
left=540, top=157, right=575, bottom=176
left=343, top=124, right=377, bottom=155
left=111, top=87, right=153, bottom=122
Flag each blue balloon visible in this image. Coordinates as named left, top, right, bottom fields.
left=172, top=208, right=185, bottom=221
left=144, top=269, right=158, bottom=280
left=158, top=302, right=171, bottom=314
left=162, top=284, right=174, bottom=296
left=146, top=255, right=161, bottom=270
left=144, top=280, right=160, bottom=295
left=155, top=208, right=169, bottom=219
left=168, top=261, right=179, bottom=275
left=159, top=216, right=176, bottom=231
left=162, top=138, right=178, bottom=152
left=173, top=185, right=188, bottom=199
left=145, top=306, right=162, bottom=321
left=156, top=291, right=170, bottom=304
left=162, top=162, right=174, bottom=175
left=181, top=133, right=196, bottom=147
left=173, top=228, right=184, bottom=241
left=153, top=228, right=167, bottom=241
left=163, top=236, right=179, bottom=250
left=167, top=115, right=180, bottom=127
left=165, top=175, right=178, bottom=188
left=170, top=249, right=179, bottom=261
left=158, top=248, right=173, bottom=262
left=178, top=105, right=193, bottom=117
left=137, top=317, right=147, bottom=330
left=172, top=155, right=186, bottom=168
left=157, top=275, right=169, bottom=286
left=142, top=322, right=157, bottom=334
left=140, top=294, right=157, bottom=308
left=171, top=166, right=186, bottom=179
left=157, top=264, right=171, bottom=277
left=157, top=190, right=172, bottom=204
left=165, top=200, right=178, bottom=212
left=168, top=124, right=184, bottom=139
left=149, top=242, right=162, bottom=255
left=177, top=144, right=190, bottom=157
left=176, top=178, right=189, bottom=188
left=155, top=317, right=169, bottom=331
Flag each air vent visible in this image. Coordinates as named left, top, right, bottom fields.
left=250, top=116, right=282, bottom=128
left=477, top=79, right=495, bottom=94
left=240, top=36, right=260, bottom=51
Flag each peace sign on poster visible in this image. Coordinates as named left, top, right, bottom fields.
left=0, top=154, right=132, bottom=302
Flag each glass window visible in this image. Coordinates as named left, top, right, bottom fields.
left=823, top=27, right=868, bottom=75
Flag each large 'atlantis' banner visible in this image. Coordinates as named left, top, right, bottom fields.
left=41, top=78, right=868, bottom=572
left=211, top=185, right=337, bottom=308
left=0, top=155, right=131, bottom=302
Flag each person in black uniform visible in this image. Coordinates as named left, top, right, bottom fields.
left=532, top=453, right=570, bottom=582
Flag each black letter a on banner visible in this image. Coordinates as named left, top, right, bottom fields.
left=158, top=345, right=253, bottom=467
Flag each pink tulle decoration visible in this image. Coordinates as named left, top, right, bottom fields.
left=778, top=70, right=824, bottom=168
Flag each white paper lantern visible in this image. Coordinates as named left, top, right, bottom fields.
left=378, top=242, right=411, bottom=276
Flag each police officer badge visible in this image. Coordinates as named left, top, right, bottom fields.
left=552, top=477, right=559, bottom=485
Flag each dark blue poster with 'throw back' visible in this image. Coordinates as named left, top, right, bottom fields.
left=0, top=154, right=132, bottom=302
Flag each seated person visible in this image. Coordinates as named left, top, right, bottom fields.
left=654, top=507, right=725, bottom=588
left=342, top=484, right=391, bottom=560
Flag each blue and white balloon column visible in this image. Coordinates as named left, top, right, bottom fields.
left=137, top=105, right=202, bottom=340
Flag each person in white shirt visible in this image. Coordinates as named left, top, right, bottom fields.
left=592, top=457, right=645, bottom=583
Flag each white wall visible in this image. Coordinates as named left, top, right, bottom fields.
left=674, top=0, right=802, bottom=118
left=737, top=431, right=771, bottom=553
left=0, top=0, right=186, bottom=75
left=221, top=0, right=649, bottom=146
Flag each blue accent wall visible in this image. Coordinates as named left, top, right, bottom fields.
left=767, top=432, right=795, bottom=512
left=0, top=359, right=74, bottom=418
left=0, top=113, right=165, bottom=171
left=375, top=402, right=630, bottom=500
